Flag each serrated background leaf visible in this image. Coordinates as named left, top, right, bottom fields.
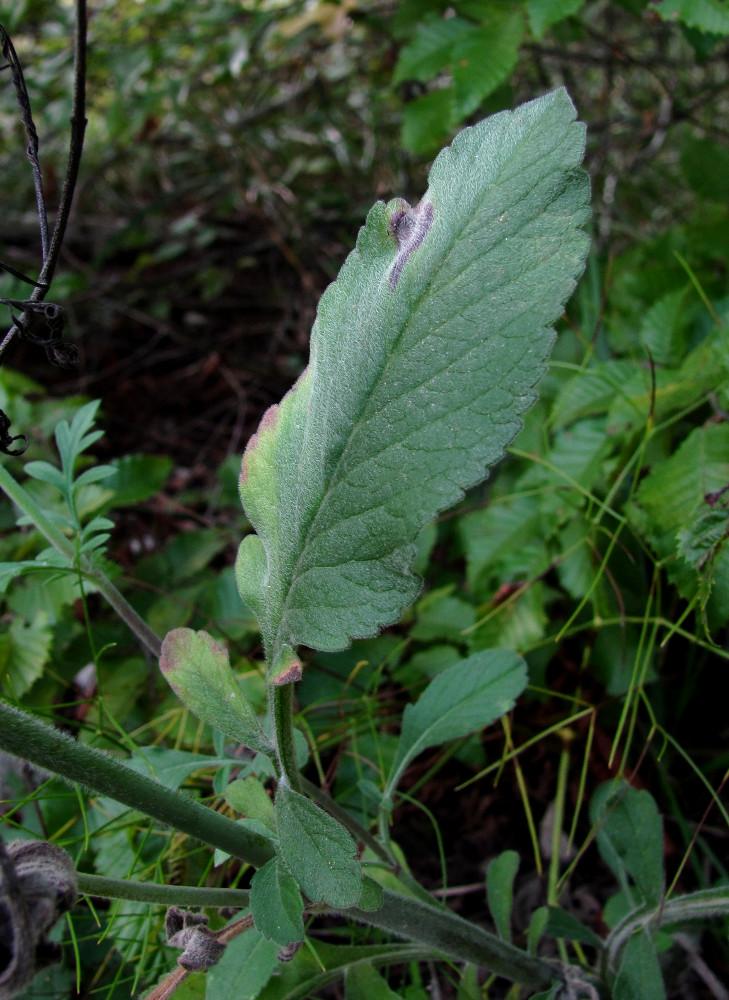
left=653, top=0, right=729, bottom=34
left=237, top=90, right=590, bottom=662
left=275, top=786, right=362, bottom=906
left=526, top=0, right=585, bottom=38
left=0, top=612, right=52, bottom=697
left=392, top=15, right=473, bottom=85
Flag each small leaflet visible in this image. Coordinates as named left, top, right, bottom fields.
left=389, top=199, right=435, bottom=291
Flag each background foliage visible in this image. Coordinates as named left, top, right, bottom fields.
left=1, top=1, right=728, bottom=998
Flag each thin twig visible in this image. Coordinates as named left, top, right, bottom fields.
left=0, top=25, right=48, bottom=258
left=0, top=0, right=88, bottom=366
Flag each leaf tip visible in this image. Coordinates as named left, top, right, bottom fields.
left=159, top=627, right=193, bottom=677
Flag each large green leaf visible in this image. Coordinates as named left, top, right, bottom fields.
left=237, top=90, right=589, bottom=664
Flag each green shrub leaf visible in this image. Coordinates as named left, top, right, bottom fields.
left=386, top=649, right=528, bottom=798
left=205, top=926, right=279, bottom=1000
left=275, top=785, right=362, bottom=906
left=159, top=628, right=271, bottom=754
left=237, top=89, right=589, bottom=665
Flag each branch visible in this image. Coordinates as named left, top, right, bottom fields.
left=0, top=0, right=88, bottom=367
left=0, top=701, right=275, bottom=870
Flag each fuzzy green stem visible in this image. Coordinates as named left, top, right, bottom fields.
left=341, top=889, right=560, bottom=991
left=270, top=683, right=301, bottom=792
left=0, top=701, right=274, bottom=869
left=0, top=463, right=161, bottom=657
left=77, top=873, right=250, bottom=908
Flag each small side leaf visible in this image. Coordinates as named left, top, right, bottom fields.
left=225, top=777, right=276, bottom=832
left=612, top=930, right=666, bottom=1000
left=386, top=649, right=528, bottom=796
left=486, top=850, right=520, bottom=943
left=159, top=628, right=271, bottom=755
left=250, top=858, right=304, bottom=947
left=590, top=782, right=664, bottom=908
left=357, top=876, right=384, bottom=912
left=544, top=906, right=604, bottom=950
left=275, top=785, right=362, bottom=907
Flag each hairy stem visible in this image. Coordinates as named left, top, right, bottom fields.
left=0, top=0, right=88, bottom=364
left=270, top=682, right=301, bottom=792
left=0, top=702, right=274, bottom=869
left=77, top=873, right=250, bottom=909
left=342, top=889, right=560, bottom=991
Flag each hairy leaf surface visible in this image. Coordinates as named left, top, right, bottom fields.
left=237, top=89, right=589, bottom=661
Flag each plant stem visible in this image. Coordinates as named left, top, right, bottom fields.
left=270, top=683, right=301, bottom=792
left=0, top=0, right=88, bottom=363
left=77, top=873, right=249, bottom=909
left=0, top=462, right=162, bottom=658
left=0, top=701, right=275, bottom=869
left=341, top=889, right=559, bottom=991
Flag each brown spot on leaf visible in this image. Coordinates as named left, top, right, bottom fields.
left=389, top=200, right=435, bottom=291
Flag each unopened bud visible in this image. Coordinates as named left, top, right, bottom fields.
left=165, top=906, right=226, bottom=971
left=0, top=839, right=77, bottom=1000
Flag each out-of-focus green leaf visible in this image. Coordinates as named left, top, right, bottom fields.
left=393, top=14, right=474, bottom=84
left=0, top=612, right=52, bottom=697
left=205, top=926, right=279, bottom=1000
left=630, top=423, right=729, bottom=623
left=451, top=12, right=524, bottom=117
left=486, top=849, right=520, bottom=942
left=612, top=929, right=666, bottom=1000
left=526, top=0, right=585, bottom=38
left=346, top=964, right=404, bottom=1000
left=101, top=454, right=173, bottom=509
left=590, top=782, right=664, bottom=908
left=402, top=87, right=456, bottom=155
left=653, top=0, right=729, bottom=34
